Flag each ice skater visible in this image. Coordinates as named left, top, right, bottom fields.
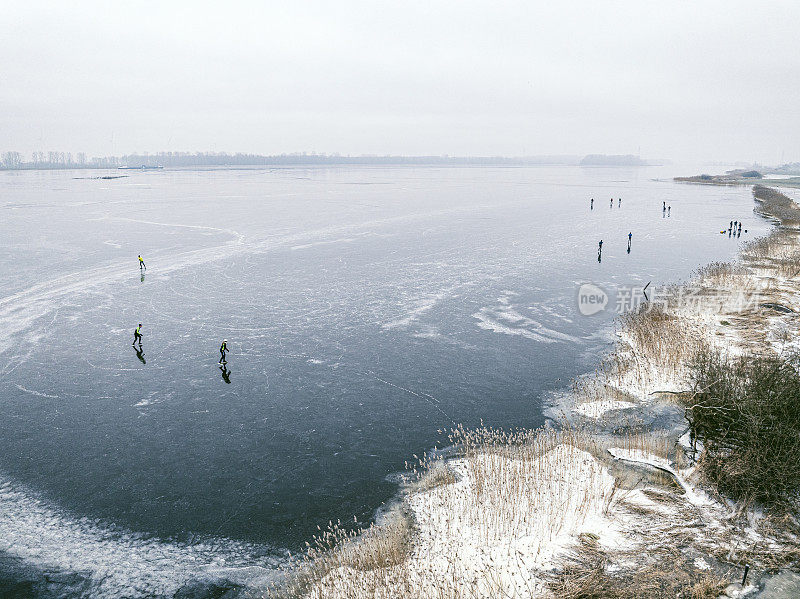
left=590, top=198, right=594, bottom=209
left=610, top=198, right=613, bottom=208
left=627, top=232, right=632, bottom=253
left=667, top=206, right=671, bottom=216
left=663, top=201, right=666, bottom=211
left=618, top=198, right=621, bottom=207
left=132, top=323, right=143, bottom=346
left=138, top=254, right=146, bottom=271
left=219, top=339, right=229, bottom=364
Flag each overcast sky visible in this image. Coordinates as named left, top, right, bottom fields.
left=2, top=1, right=798, bottom=163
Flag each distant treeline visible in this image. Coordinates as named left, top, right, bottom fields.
left=579, top=154, right=652, bottom=166
left=769, top=162, right=800, bottom=176
left=0, top=150, right=660, bottom=170
left=0, top=151, right=584, bottom=170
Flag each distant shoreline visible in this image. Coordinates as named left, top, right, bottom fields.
left=0, top=153, right=664, bottom=171
left=675, top=170, right=800, bottom=189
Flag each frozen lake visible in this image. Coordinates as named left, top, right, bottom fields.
left=0, top=165, right=769, bottom=596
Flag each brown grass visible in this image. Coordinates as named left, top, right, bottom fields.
left=548, top=535, right=730, bottom=599
left=262, top=507, right=414, bottom=599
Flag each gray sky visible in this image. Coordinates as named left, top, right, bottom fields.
left=2, top=0, right=799, bottom=163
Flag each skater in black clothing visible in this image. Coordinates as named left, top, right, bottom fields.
left=138, top=255, right=146, bottom=271
left=132, top=323, right=143, bottom=346
left=219, top=339, right=229, bottom=364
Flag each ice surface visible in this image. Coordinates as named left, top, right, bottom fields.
left=0, top=474, right=281, bottom=598
left=0, top=165, right=771, bottom=594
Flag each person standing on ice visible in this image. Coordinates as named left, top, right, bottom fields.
left=138, top=254, right=146, bottom=271
left=219, top=339, right=229, bottom=364
left=132, top=323, right=143, bottom=346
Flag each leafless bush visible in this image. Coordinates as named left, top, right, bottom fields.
left=687, top=350, right=800, bottom=510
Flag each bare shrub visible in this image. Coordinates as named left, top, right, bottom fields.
left=687, top=350, right=800, bottom=510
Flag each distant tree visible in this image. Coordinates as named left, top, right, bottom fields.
left=2, top=151, right=23, bottom=168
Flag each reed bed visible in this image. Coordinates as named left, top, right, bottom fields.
left=614, top=304, right=705, bottom=395
left=611, top=430, right=672, bottom=463
left=694, top=261, right=748, bottom=289
left=742, top=227, right=800, bottom=280
left=265, top=427, right=621, bottom=599
left=548, top=535, right=730, bottom=599
left=753, top=185, right=800, bottom=225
